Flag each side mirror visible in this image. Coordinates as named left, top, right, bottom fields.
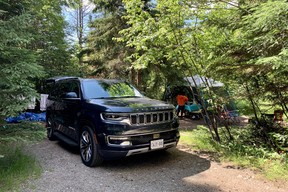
left=63, top=92, right=78, bottom=99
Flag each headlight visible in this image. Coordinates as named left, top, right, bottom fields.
left=101, top=113, right=130, bottom=124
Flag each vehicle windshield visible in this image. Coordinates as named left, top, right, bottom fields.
left=82, top=80, right=144, bottom=99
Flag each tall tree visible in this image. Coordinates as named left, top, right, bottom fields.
left=0, top=0, right=44, bottom=116
left=86, top=0, right=130, bottom=79
left=199, top=0, right=288, bottom=118
left=28, top=0, right=75, bottom=77
left=64, top=0, right=95, bottom=70
left=87, top=0, right=180, bottom=95
left=118, top=0, right=229, bottom=141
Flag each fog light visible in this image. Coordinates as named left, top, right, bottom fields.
left=107, top=136, right=132, bottom=146
left=120, top=141, right=132, bottom=146
left=109, top=136, right=129, bottom=141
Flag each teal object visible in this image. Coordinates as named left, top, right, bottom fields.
left=176, top=103, right=202, bottom=112
left=185, top=104, right=201, bottom=112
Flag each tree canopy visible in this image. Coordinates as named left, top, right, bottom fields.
left=116, top=0, right=287, bottom=113
left=0, top=0, right=44, bottom=116
left=0, top=0, right=75, bottom=116
left=1, top=0, right=287, bottom=123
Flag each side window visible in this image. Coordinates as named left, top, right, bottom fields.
left=59, top=82, right=70, bottom=98
left=49, top=80, right=80, bottom=99
left=69, top=81, right=80, bottom=98
left=50, top=83, right=61, bottom=99
left=60, top=80, right=80, bottom=98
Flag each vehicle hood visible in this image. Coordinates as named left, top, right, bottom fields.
left=87, top=97, right=174, bottom=112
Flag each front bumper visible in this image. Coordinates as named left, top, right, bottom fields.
left=97, top=129, right=180, bottom=160
left=98, top=141, right=178, bottom=160
left=126, top=141, right=177, bottom=156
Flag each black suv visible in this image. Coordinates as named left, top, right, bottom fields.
left=46, top=77, right=180, bottom=167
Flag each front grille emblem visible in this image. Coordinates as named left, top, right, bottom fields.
left=153, top=133, right=160, bottom=139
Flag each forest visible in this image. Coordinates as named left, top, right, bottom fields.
left=0, top=0, right=287, bottom=145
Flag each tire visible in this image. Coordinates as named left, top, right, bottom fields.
left=79, top=125, right=103, bottom=167
left=47, top=117, right=56, bottom=141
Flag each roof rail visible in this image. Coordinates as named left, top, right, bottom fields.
left=45, top=76, right=79, bottom=83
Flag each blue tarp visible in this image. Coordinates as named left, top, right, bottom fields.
left=5, top=112, right=46, bottom=123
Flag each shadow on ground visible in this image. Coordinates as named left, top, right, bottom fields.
left=54, top=139, right=216, bottom=191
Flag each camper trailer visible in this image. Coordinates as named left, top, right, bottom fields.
left=163, top=76, right=237, bottom=119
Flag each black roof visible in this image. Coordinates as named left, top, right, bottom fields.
left=45, top=77, right=125, bottom=84
left=45, top=76, right=79, bottom=83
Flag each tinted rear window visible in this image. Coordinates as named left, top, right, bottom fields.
left=82, top=80, right=143, bottom=99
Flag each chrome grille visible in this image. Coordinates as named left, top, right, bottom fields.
left=130, top=111, right=174, bottom=125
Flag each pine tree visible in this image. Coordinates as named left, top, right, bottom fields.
left=0, top=0, right=44, bottom=116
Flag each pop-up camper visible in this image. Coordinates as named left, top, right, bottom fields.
left=163, top=75, right=237, bottom=119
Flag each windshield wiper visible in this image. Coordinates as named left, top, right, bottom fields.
left=90, top=96, right=142, bottom=99
left=121, top=96, right=142, bottom=98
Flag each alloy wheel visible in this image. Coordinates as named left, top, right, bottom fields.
left=80, top=130, right=92, bottom=162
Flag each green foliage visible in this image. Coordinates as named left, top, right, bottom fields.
left=0, top=0, right=45, bottom=116
left=27, top=0, right=75, bottom=77
left=179, top=127, right=218, bottom=152
left=120, top=0, right=187, bottom=70
left=0, top=122, right=46, bottom=191
left=0, top=146, right=41, bottom=191
left=200, top=0, right=288, bottom=115
left=0, top=0, right=77, bottom=116
left=235, top=99, right=255, bottom=115
left=180, top=125, right=288, bottom=181
left=0, top=122, right=46, bottom=143
left=85, top=0, right=288, bottom=111
left=262, top=159, right=288, bottom=180
left=86, top=0, right=130, bottom=79
left=219, top=125, right=288, bottom=180
left=118, top=0, right=200, bottom=97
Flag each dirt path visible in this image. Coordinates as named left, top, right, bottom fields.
left=19, top=118, right=288, bottom=192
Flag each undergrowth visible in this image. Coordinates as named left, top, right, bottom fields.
left=179, top=125, right=288, bottom=181
left=0, top=122, right=46, bottom=143
left=0, top=122, right=46, bottom=191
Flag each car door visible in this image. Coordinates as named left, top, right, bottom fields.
left=59, top=80, right=81, bottom=141
left=50, top=81, right=68, bottom=135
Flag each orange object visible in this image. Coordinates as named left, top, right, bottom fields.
left=274, top=110, right=284, bottom=122
left=176, top=95, right=188, bottom=106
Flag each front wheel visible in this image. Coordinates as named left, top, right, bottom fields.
left=79, top=125, right=103, bottom=167
left=47, top=117, right=56, bottom=141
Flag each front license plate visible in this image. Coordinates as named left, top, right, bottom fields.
left=150, top=139, right=164, bottom=150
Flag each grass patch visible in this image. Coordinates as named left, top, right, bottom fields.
left=0, top=122, right=46, bottom=191
left=0, top=146, right=42, bottom=191
left=179, top=125, right=288, bottom=181
left=0, top=122, right=46, bottom=143
left=179, top=127, right=217, bottom=152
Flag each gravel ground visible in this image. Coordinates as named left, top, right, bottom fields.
left=19, top=118, right=288, bottom=192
